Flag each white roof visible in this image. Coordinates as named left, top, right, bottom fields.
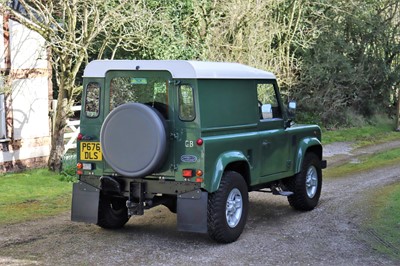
left=83, top=60, right=276, bottom=79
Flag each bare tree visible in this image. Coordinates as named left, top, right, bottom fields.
left=1, top=0, right=150, bottom=171
left=199, top=0, right=320, bottom=92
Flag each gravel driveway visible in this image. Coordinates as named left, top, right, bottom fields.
left=1, top=143, right=400, bottom=266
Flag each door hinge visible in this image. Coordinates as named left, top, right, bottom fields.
left=170, top=164, right=178, bottom=171
left=170, top=132, right=178, bottom=140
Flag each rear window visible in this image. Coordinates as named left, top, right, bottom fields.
left=85, top=82, right=100, bottom=118
left=110, top=77, right=169, bottom=118
left=178, top=84, right=195, bottom=121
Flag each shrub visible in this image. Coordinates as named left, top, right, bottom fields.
left=60, top=153, right=77, bottom=182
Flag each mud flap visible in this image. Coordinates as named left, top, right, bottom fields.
left=177, top=190, right=208, bottom=233
left=71, top=182, right=100, bottom=224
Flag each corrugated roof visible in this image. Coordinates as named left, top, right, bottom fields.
left=83, top=60, right=276, bottom=79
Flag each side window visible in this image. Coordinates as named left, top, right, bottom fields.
left=85, top=82, right=100, bottom=118
left=257, top=83, right=282, bottom=119
left=179, top=85, right=195, bottom=121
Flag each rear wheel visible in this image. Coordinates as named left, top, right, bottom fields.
left=208, top=171, right=249, bottom=243
left=285, top=153, right=322, bottom=211
left=97, top=194, right=129, bottom=229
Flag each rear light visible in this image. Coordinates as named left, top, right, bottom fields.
left=76, top=162, right=93, bottom=176
left=196, top=138, right=203, bottom=146
left=77, top=133, right=92, bottom=140
left=182, top=169, right=194, bottom=178
left=76, top=162, right=83, bottom=175
left=183, top=169, right=203, bottom=179
left=195, top=177, right=204, bottom=183
left=77, top=162, right=93, bottom=170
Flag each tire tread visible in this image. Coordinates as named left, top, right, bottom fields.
left=97, top=195, right=129, bottom=229
left=207, top=171, right=248, bottom=243
left=286, top=153, right=322, bottom=211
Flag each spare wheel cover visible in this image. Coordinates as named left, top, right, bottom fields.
left=100, top=103, right=168, bottom=177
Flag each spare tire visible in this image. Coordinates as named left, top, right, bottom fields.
left=100, top=103, right=168, bottom=177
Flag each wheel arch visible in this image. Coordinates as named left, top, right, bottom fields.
left=294, top=137, right=323, bottom=174
left=208, top=151, right=251, bottom=193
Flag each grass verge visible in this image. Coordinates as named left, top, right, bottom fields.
left=365, top=183, right=400, bottom=260
left=0, top=169, right=73, bottom=225
left=323, top=148, right=400, bottom=178
left=323, top=121, right=400, bottom=260
left=323, top=121, right=399, bottom=146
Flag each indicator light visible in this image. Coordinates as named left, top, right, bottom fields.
left=196, top=169, right=203, bottom=176
left=77, top=162, right=83, bottom=169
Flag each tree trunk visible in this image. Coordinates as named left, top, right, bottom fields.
left=396, top=88, right=400, bottom=131
left=48, top=88, right=69, bottom=172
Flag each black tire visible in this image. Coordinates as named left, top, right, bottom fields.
left=208, top=171, right=249, bottom=243
left=285, top=153, right=322, bottom=211
left=97, top=194, right=129, bottom=229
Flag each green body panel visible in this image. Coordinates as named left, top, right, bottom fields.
left=78, top=77, right=106, bottom=175
left=294, top=137, right=322, bottom=172
left=197, top=80, right=258, bottom=129
left=208, top=151, right=250, bottom=193
left=202, top=122, right=323, bottom=193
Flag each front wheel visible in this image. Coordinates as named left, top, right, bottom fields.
left=208, top=171, right=249, bottom=243
left=285, top=153, right=322, bottom=211
left=97, top=194, right=129, bottom=229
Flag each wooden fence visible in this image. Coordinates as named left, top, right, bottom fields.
left=64, top=105, right=81, bottom=154
left=52, top=101, right=81, bottom=155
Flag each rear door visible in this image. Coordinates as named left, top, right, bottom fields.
left=103, top=70, right=176, bottom=177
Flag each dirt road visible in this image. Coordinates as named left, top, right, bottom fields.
left=0, top=143, right=400, bottom=266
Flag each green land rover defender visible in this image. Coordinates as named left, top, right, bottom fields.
left=71, top=60, right=327, bottom=243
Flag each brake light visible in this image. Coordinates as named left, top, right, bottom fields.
left=182, top=169, right=194, bottom=178
left=183, top=169, right=203, bottom=179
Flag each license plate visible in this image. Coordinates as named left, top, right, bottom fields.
left=80, top=142, right=102, bottom=161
